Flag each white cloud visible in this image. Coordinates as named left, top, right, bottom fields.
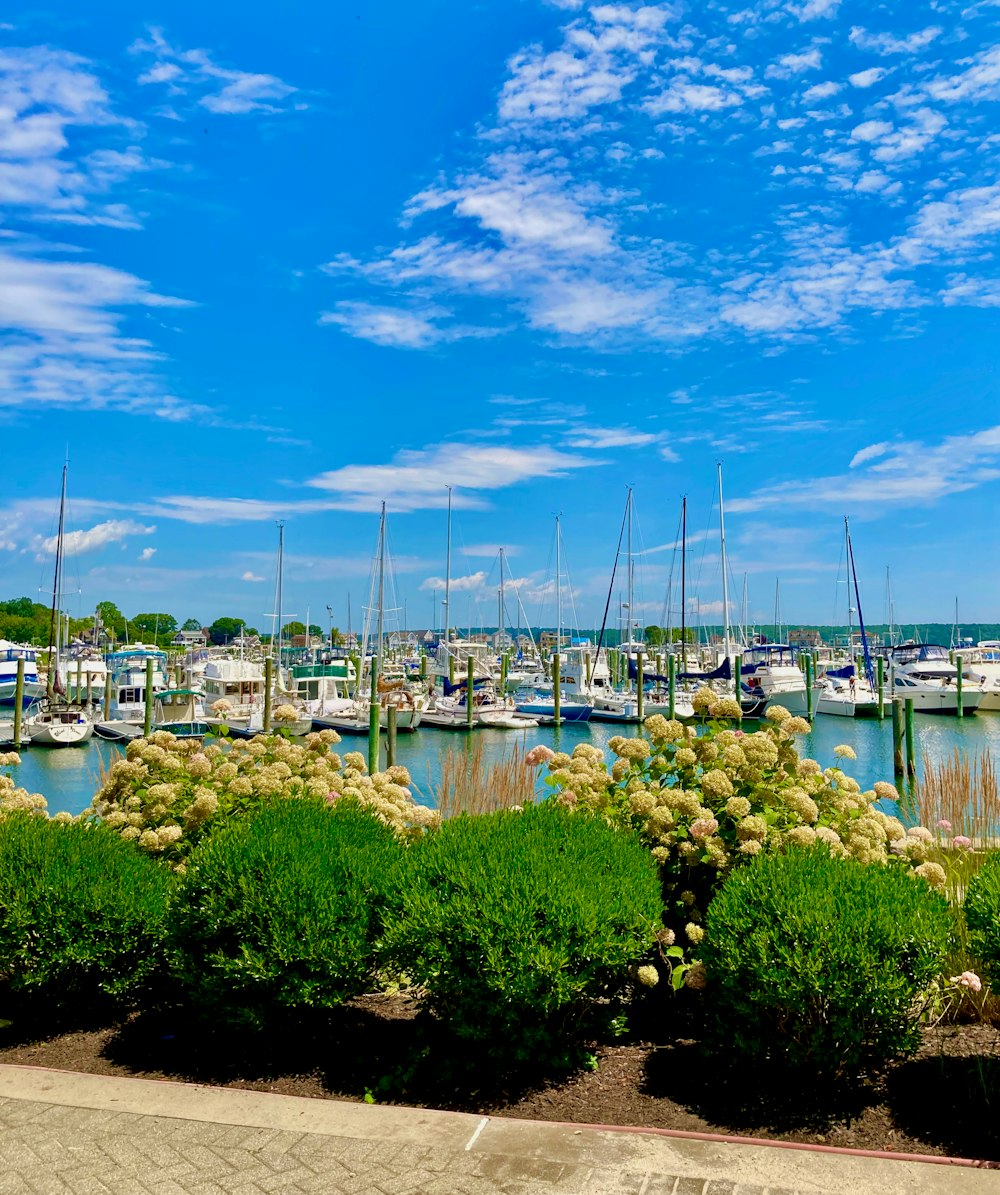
left=36, top=518, right=154, bottom=557
left=851, top=120, right=893, bottom=143
left=848, top=26, right=942, bottom=56
left=420, top=571, right=487, bottom=592
left=792, top=0, right=840, bottom=18
left=849, top=441, right=891, bottom=467
left=646, top=81, right=744, bottom=113
left=499, top=4, right=674, bottom=125
left=849, top=67, right=887, bottom=88
left=130, top=28, right=298, bottom=116
left=307, top=441, right=599, bottom=512
left=767, top=47, right=822, bottom=78
left=241, top=570, right=265, bottom=582
left=731, top=426, right=1000, bottom=513
left=803, top=80, right=840, bottom=101
left=138, top=546, right=156, bottom=561
left=319, top=302, right=460, bottom=349
left=925, top=46, right=1000, bottom=104
left=567, top=425, right=660, bottom=449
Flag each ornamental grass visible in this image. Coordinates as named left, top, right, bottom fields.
left=433, top=738, right=538, bottom=818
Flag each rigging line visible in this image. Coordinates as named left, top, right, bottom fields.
left=594, top=496, right=630, bottom=668
left=659, top=502, right=684, bottom=630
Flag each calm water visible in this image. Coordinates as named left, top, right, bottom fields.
left=9, top=712, right=1000, bottom=818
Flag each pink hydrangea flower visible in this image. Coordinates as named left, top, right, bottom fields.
left=690, top=817, right=720, bottom=841
left=524, top=745, right=556, bottom=767
left=953, top=835, right=972, bottom=849
left=937, top=819, right=953, bottom=832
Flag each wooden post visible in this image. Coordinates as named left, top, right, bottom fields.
left=103, top=668, right=112, bottom=720
left=805, top=654, right=814, bottom=722
left=956, top=654, right=964, bottom=718
left=264, top=658, right=273, bottom=732
left=892, top=697, right=904, bottom=778
left=500, top=652, right=508, bottom=695
left=143, top=657, right=154, bottom=736
left=419, top=651, right=427, bottom=681
left=76, top=660, right=83, bottom=707
left=636, top=652, right=644, bottom=722
left=553, top=652, right=561, bottom=726
left=584, top=651, right=592, bottom=688
left=386, top=704, right=397, bottom=767
left=668, top=652, right=676, bottom=720
left=876, top=656, right=884, bottom=721
left=905, top=697, right=916, bottom=777
left=368, top=659, right=380, bottom=775
left=448, top=652, right=455, bottom=687
left=13, top=656, right=24, bottom=746
left=85, top=671, right=92, bottom=708
left=735, top=654, right=743, bottom=711
left=466, top=656, right=475, bottom=730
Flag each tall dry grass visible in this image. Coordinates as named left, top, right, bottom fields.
left=432, top=739, right=538, bottom=819
left=909, top=749, right=1000, bottom=1025
left=911, top=749, right=999, bottom=849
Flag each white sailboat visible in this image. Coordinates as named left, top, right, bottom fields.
left=26, top=463, right=94, bottom=747
left=815, top=518, right=880, bottom=718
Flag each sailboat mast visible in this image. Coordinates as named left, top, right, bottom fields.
left=46, top=462, right=68, bottom=700
left=717, top=462, right=732, bottom=662
left=376, top=502, right=386, bottom=675
left=845, top=517, right=853, bottom=647
left=680, top=495, right=687, bottom=674
left=443, top=485, right=452, bottom=649
left=555, top=515, right=562, bottom=657
left=626, top=487, right=633, bottom=645
left=499, top=547, right=505, bottom=649
left=275, top=521, right=284, bottom=683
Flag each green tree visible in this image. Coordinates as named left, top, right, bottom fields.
left=181, top=618, right=202, bottom=632
left=96, top=601, right=126, bottom=642
left=208, top=617, right=246, bottom=646
left=282, top=621, right=307, bottom=638
left=644, top=625, right=664, bottom=647
left=131, top=613, right=178, bottom=641
left=308, top=623, right=322, bottom=637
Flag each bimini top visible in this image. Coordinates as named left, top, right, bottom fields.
left=886, top=644, right=949, bottom=665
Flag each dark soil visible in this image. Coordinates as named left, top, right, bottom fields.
left=0, top=996, right=997, bottom=1162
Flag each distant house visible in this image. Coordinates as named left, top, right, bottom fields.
left=172, top=629, right=209, bottom=648
left=788, top=628, right=823, bottom=649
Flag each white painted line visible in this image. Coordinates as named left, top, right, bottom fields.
left=464, top=1115, right=490, bottom=1151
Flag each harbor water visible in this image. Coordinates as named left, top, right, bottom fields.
left=9, top=711, right=1000, bottom=819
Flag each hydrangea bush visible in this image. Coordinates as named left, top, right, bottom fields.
left=90, top=730, right=438, bottom=863
left=536, top=696, right=937, bottom=959
left=0, top=752, right=67, bottom=821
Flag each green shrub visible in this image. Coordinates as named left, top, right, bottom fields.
left=0, top=814, right=172, bottom=1020
left=703, top=845, right=954, bottom=1080
left=168, top=798, right=403, bottom=1027
left=964, top=851, right=1000, bottom=983
left=384, top=803, right=662, bottom=1071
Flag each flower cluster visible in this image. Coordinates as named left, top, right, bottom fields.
left=536, top=706, right=936, bottom=958
left=91, top=730, right=438, bottom=863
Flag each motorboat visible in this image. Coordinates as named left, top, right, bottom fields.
left=740, top=645, right=808, bottom=716
left=25, top=705, right=94, bottom=746
left=814, top=664, right=880, bottom=718
left=154, top=689, right=209, bottom=739
left=885, top=644, right=983, bottom=714
left=105, top=645, right=169, bottom=721
left=0, top=643, right=46, bottom=708
left=961, top=642, right=1000, bottom=712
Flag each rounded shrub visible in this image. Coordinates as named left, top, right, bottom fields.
left=168, top=798, right=403, bottom=1027
left=384, top=802, right=662, bottom=1071
left=964, top=851, right=1000, bottom=983
left=0, top=814, right=172, bottom=1021
left=703, top=845, right=954, bottom=1080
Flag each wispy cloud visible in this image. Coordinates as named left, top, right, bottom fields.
left=731, top=426, right=1000, bottom=513
left=138, top=546, right=156, bottom=561
left=130, top=28, right=299, bottom=116
left=420, top=571, right=487, bottom=592
left=307, top=441, right=599, bottom=512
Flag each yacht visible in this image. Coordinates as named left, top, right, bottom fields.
left=105, top=645, right=169, bottom=723
left=739, top=645, right=808, bottom=717
left=24, top=703, right=94, bottom=746
left=0, top=643, right=46, bottom=707
left=885, top=643, right=983, bottom=714
left=57, top=645, right=107, bottom=706
left=962, top=642, right=1000, bottom=712
left=201, top=657, right=268, bottom=729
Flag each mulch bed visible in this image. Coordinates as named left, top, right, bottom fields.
left=1, top=995, right=997, bottom=1161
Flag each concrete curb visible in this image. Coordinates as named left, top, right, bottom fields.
left=0, top=1064, right=993, bottom=1195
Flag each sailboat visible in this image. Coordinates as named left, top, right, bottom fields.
left=26, top=463, right=94, bottom=746
left=814, top=518, right=880, bottom=718
left=317, top=503, right=425, bottom=734
left=515, top=515, right=593, bottom=723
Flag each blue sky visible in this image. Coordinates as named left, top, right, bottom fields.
left=3, top=0, right=1000, bottom=636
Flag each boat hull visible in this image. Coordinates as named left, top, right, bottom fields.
left=0, top=681, right=47, bottom=708
left=514, top=701, right=592, bottom=722
left=27, top=718, right=94, bottom=746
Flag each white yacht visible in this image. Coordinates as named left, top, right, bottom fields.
left=0, top=642, right=46, bottom=708
left=201, top=657, right=268, bottom=728
left=885, top=643, right=983, bottom=714
left=962, top=642, right=1000, bottom=712
left=57, top=645, right=107, bottom=706
left=105, top=645, right=169, bottom=723
left=739, top=645, right=808, bottom=717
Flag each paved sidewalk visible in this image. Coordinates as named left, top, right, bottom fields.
left=0, top=1065, right=994, bottom=1195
